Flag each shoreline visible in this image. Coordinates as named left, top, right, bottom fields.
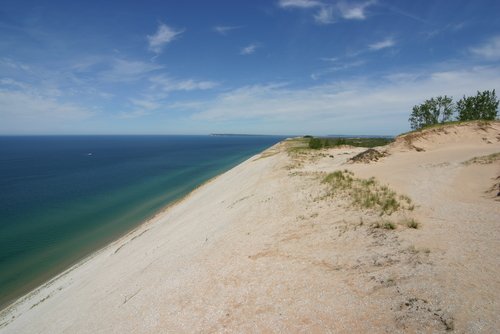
left=0, top=142, right=281, bottom=316
left=1, top=123, right=499, bottom=333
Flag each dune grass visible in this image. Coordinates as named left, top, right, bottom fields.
left=463, top=152, right=500, bottom=165
left=322, top=170, right=413, bottom=215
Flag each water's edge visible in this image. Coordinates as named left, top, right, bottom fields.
left=0, top=142, right=278, bottom=315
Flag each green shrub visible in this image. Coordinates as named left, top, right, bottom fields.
left=309, top=138, right=323, bottom=149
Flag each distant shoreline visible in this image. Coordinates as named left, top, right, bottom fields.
left=210, top=133, right=281, bottom=137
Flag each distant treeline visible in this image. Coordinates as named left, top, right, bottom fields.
left=305, top=136, right=393, bottom=149
left=409, top=89, right=499, bottom=130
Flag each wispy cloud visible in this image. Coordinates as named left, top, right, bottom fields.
left=278, top=0, right=322, bottom=8
left=383, top=4, right=428, bottom=24
left=0, top=58, right=31, bottom=72
left=369, top=37, right=396, bottom=50
left=149, top=75, right=219, bottom=92
left=470, top=35, right=500, bottom=60
left=118, top=109, right=151, bottom=119
left=0, top=89, right=93, bottom=134
left=320, top=57, right=339, bottom=62
left=240, top=43, right=260, bottom=55
left=338, top=0, right=376, bottom=20
left=0, top=78, right=30, bottom=90
left=278, top=0, right=376, bottom=24
left=182, top=66, right=500, bottom=134
left=213, top=25, right=242, bottom=35
left=100, top=58, right=163, bottom=82
left=313, top=37, right=394, bottom=79
left=120, top=75, right=219, bottom=118
left=311, top=60, right=365, bottom=80
left=0, top=57, right=113, bottom=121
left=129, top=98, right=162, bottom=111
left=424, top=22, right=467, bottom=39
left=147, top=23, right=184, bottom=54
left=314, top=6, right=335, bottom=24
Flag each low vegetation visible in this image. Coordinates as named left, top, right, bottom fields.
left=373, top=221, right=396, bottom=230
left=307, top=136, right=393, bottom=149
left=322, top=170, right=413, bottom=215
left=349, top=148, right=387, bottom=163
left=409, top=89, right=499, bottom=130
left=285, top=137, right=309, bottom=153
left=405, top=219, right=419, bottom=229
left=463, top=152, right=500, bottom=165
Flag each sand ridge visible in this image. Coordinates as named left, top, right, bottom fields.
left=1, top=122, right=499, bottom=333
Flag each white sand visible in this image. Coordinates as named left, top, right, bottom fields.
left=1, top=121, right=499, bottom=333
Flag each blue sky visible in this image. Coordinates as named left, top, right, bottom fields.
left=1, top=0, right=499, bottom=135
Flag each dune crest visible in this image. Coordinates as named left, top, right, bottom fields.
left=389, top=120, right=500, bottom=152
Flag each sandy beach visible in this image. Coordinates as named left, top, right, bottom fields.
left=1, top=121, right=499, bottom=333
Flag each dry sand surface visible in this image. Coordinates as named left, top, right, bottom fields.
left=1, top=121, right=499, bottom=333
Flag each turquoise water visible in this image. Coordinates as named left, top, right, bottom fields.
left=0, top=135, right=282, bottom=308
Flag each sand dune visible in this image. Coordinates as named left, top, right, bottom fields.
left=1, top=121, right=499, bottom=333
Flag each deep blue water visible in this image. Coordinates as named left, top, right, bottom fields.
left=0, top=135, right=282, bottom=308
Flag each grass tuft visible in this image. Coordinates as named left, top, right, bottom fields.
left=373, top=221, right=396, bottom=230
left=322, top=170, right=413, bottom=215
left=383, top=221, right=396, bottom=230
left=463, top=152, right=500, bottom=165
left=405, top=219, right=419, bottom=229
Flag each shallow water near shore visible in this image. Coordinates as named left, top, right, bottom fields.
left=0, top=135, right=283, bottom=309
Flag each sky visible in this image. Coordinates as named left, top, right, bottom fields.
left=1, top=0, right=499, bottom=135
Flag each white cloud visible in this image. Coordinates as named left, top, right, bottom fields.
left=385, top=4, right=427, bottom=24
left=424, top=22, right=467, bottom=39
left=278, top=0, right=322, bottom=8
left=0, top=58, right=31, bottom=72
left=213, top=25, right=242, bottom=35
left=338, top=1, right=376, bottom=20
left=149, top=75, right=218, bottom=92
left=100, top=58, right=163, bottom=82
left=0, top=78, right=30, bottom=90
left=314, top=6, right=335, bottom=24
left=120, top=75, right=219, bottom=118
left=279, top=0, right=376, bottom=24
left=240, top=43, right=260, bottom=55
left=311, top=60, right=366, bottom=80
left=130, top=98, right=162, bottom=110
left=320, top=57, right=339, bottom=62
left=184, top=66, right=500, bottom=134
left=369, top=37, right=395, bottom=50
left=470, top=35, right=500, bottom=61
left=147, top=23, right=184, bottom=54
left=118, top=110, right=151, bottom=119
left=0, top=89, right=93, bottom=133
left=313, top=37, right=394, bottom=77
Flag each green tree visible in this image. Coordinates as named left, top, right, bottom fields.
left=456, top=90, right=499, bottom=121
left=409, top=95, right=454, bottom=130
